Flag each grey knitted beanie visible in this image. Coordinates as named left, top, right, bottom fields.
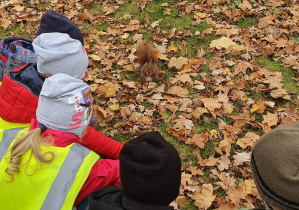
left=36, top=73, right=93, bottom=135
left=33, top=32, right=88, bottom=79
left=251, top=121, right=299, bottom=210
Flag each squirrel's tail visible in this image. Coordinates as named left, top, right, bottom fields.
left=136, top=42, right=159, bottom=66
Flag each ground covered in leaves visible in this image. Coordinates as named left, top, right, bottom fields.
left=1, top=0, right=299, bottom=209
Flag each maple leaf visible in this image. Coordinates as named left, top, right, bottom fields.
left=189, top=184, right=216, bottom=209
left=200, top=98, right=222, bottom=112
left=189, top=133, right=209, bottom=148
left=184, top=119, right=194, bottom=130
left=238, top=0, right=252, bottom=11
left=258, top=14, right=277, bottom=28
left=236, top=132, right=260, bottom=149
left=197, top=153, right=219, bottom=167
left=227, top=185, right=248, bottom=204
left=166, top=86, right=189, bottom=97
left=262, top=112, right=278, bottom=127
left=218, top=154, right=230, bottom=171
left=234, top=62, right=253, bottom=75
left=233, top=152, right=251, bottom=166
left=168, top=57, right=189, bottom=70
left=210, top=37, right=244, bottom=51
left=184, top=166, right=204, bottom=176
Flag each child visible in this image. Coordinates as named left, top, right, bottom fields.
left=0, top=32, right=122, bottom=159
left=88, top=131, right=182, bottom=210
left=0, top=73, right=121, bottom=209
left=36, top=9, right=84, bottom=45
left=0, top=9, right=84, bottom=81
left=251, top=121, right=299, bottom=210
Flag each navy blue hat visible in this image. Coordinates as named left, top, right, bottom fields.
left=120, top=131, right=181, bottom=206
left=36, top=10, right=84, bottom=45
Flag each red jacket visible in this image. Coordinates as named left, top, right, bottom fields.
left=0, top=64, right=123, bottom=159
left=0, top=64, right=41, bottom=123
left=29, top=119, right=121, bottom=205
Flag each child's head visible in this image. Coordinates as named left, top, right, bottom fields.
left=120, top=131, right=181, bottom=206
left=33, top=33, right=88, bottom=79
left=36, top=10, right=84, bottom=45
left=251, top=122, right=299, bottom=210
left=36, top=73, right=93, bottom=136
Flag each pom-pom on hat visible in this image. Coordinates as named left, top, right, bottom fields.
left=33, top=33, right=88, bottom=79
left=36, top=73, right=93, bottom=136
left=36, top=10, right=84, bottom=45
left=251, top=121, right=299, bottom=210
left=120, top=131, right=181, bottom=206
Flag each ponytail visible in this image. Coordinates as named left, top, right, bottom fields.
left=4, top=128, right=56, bottom=182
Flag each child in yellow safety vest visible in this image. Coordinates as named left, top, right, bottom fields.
left=0, top=74, right=121, bottom=210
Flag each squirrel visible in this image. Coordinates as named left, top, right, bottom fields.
left=136, top=42, right=159, bottom=84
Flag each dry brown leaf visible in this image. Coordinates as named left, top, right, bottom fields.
left=200, top=98, right=222, bottom=112
left=166, top=86, right=189, bottom=97
left=236, top=132, right=260, bottom=149
left=233, top=152, right=251, bottom=166
left=168, top=57, right=189, bottom=70
left=210, top=37, right=244, bottom=51
left=262, top=112, right=279, bottom=127
left=189, top=184, right=216, bottom=209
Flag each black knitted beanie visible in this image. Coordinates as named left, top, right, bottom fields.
left=36, top=10, right=84, bottom=45
left=120, top=131, right=181, bottom=206
left=251, top=121, right=299, bottom=210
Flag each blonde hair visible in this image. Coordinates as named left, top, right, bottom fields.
left=4, top=128, right=56, bottom=182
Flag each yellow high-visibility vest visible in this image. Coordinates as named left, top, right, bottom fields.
left=0, top=127, right=99, bottom=210
left=0, top=117, right=30, bottom=130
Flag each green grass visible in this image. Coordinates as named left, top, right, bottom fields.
left=158, top=123, right=198, bottom=167
left=180, top=198, right=198, bottom=210
left=0, top=23, right=34, bottom=39
left=257, top=56, right=299, bottom=93
left=237, top=17, right=257, bottom=29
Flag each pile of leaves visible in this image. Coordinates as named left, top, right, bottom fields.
left=1, top=0, right=299, bottom=209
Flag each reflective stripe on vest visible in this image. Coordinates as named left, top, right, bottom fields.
left=0, top=127, right=25, bottom=160
left=0, top=128, right=99, bottom=210
left=41, top=143, right=92, bottom=210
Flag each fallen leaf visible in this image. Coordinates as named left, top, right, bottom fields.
left=166, top=86, right=189, bottom=97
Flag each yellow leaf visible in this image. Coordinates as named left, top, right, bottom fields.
left=164, top=8, right=172, bottom=15
left=90, top=54, right=102, bottom=61
left=101, top=45, right=110, bottom=50
left=250, top=104, right=260, bottom=113
left=98, top=31, right=107, bottom=36
left=109, top=104, right=120, bottom=111
left=105, top=10, right=114, bottom=15
left=243, top=179, right=254, bottom=194
left=210, top=129, right=218, bottom=138
left=105, top=88, right=116, bottom=98
left=158, top=53, right=169, bottom=61
left=167, top=45, right=179, bottom=53
left=14, top=5, right=24, bottom=12
left=276, top=107, right=285, bottom=112
left=210, top=36, right=244, bottom=51
left=122, top=33, right=130, bottom=39
left=195, top=12, right=206, bottom=18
